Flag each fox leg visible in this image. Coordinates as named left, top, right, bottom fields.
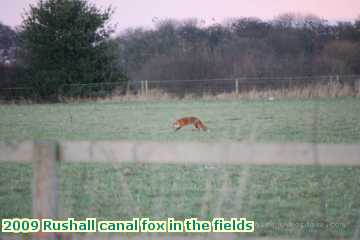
left=193, top=122, right=201, bottom=131
left=196, top=121, right=207, bottom=131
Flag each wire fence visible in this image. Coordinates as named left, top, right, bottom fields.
left=1, top=75, right=360, bottom=101
left=134, top=75, right=360, bottom=96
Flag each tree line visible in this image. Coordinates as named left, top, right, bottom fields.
left=0, top=0, right=359, bottom=100
left=118, top=14, right=360, bottom=81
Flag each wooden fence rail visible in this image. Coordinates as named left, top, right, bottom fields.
left=1, top=141, right=360, bottom=165
left=1, top=141, right=360, bottom=239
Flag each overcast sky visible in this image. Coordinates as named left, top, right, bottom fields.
left=1, top=0, right=359, bottom=32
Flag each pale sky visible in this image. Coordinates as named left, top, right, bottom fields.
left=1, top=0, right=359, bottom=32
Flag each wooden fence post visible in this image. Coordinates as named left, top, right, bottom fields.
left=235, top=79, right=239, bottom=94
left=32, top=141, right=58, bottom=240
left=126, top=81, right=131, bottom=95
left=140, top=80, right=144, bottom=95
left=145, top=80, right=149, bottom=95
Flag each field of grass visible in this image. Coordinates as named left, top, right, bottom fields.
left=1, top=98, right=360, bottom=239
left=1, top=162, right=360, bottom=239
left=0, top=97, right=360, bottom=143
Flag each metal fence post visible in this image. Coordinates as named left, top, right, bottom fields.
left=32, top=141, right=58, bottom=240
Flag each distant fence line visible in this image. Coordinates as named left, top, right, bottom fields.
left=1, top=74, right=360, bottom=101
left=133, top=75, right=360, bottom=96
left=1, top=141, right=360, bottom=239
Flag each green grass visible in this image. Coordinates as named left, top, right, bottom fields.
left=1, top=98, right=360, bottom=239
left=1, top=162, right=359, bottom=239
left=0, top=97, right=359, bottom=143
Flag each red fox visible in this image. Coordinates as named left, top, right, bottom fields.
left=172, top=117, right=208, bottom=131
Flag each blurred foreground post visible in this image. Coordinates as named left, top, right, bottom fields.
left=32, top=141, right=58, bottom=240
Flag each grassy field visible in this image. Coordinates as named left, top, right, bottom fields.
left=1, top=162, right=360, bottom=239
left=1, top=98, right=360, bottom=239
left=0, top=97, right=360, bottom=143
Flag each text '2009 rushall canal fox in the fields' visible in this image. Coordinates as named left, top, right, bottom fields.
left=2, top=218, right=255, bottom=233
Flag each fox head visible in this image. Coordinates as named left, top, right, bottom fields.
left=172, top=121, right=180, bottom=129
